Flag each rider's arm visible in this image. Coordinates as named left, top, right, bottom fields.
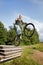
left=21, top=20, right=27, bottom=24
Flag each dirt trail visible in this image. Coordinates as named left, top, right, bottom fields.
left=23, top=46, right=43, bottom=65
left=32, top=50, right=43, bottom=65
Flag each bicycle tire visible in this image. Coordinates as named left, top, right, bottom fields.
left=14, top=35, right=20, bottom=46
left=24, top=23, right=35, bottom=37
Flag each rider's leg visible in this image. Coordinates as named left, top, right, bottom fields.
left=15, top=25, right=22, bottom=39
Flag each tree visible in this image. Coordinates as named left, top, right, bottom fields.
left=0, top=21, right=7, bottom=45
left=6, top=26, right=16, bottom=45
left=30, top=29, right=39, bottom=44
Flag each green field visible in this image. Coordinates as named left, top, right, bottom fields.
left=0, top=43, right=43, bottom=65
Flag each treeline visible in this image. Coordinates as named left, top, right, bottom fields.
left=0, top=21, right=39, bottom=45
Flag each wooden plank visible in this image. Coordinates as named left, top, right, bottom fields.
left=0, top=50, right=22, bottom=55
left=0, top=53, right=21, bottom=63
left=0, top=50, right=22, bottom=56
left=4, top=52, right=22, bottom=58
left=0, top=48, right=22, bottom=52
left=0, top=45, right=21, bottom=48
left=0, top=55, right=5, bottom=60
left=0, top=45, right=15, bottom=48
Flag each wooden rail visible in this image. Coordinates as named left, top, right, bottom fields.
left=0, top=45, right=22, bottom=63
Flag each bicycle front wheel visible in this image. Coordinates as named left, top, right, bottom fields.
left=24, top=23, right=35, bottom=37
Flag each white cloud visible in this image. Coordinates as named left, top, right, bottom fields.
left=22, top=15, right=43, bottom=41
left=29, top=0, right=43, bottom=4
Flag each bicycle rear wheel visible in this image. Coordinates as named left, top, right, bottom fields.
left=14, top=35, right=20, bottom=46
left=24, top=23, right=35, bottom=37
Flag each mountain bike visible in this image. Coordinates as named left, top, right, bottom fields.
left=14, top=23, right=35, bottom=46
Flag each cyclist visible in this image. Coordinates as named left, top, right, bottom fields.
left=14, top=15, right=26, bottom=39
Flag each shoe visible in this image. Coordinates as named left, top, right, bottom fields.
left=20, top=36, right=22, bottom=40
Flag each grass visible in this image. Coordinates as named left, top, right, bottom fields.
left=0, top=47, right=41, bottom=65
left=32, top=43, right=43, bottom=52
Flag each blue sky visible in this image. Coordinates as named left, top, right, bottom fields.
left=0, top=0, right=43, bottom=41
